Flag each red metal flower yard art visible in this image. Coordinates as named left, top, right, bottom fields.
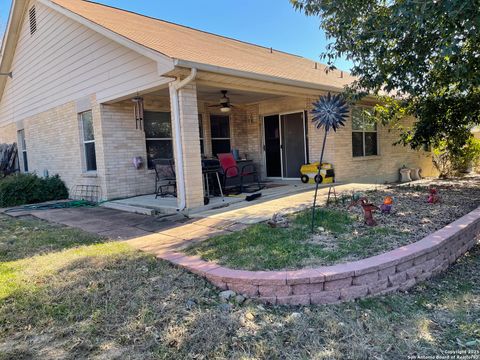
left=310, top=92, right=349, bottom=231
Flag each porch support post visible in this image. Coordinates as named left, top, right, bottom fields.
left=169, top=81, right=204, bottom=210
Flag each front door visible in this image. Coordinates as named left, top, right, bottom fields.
left=263, top=112, right=307, bottom=179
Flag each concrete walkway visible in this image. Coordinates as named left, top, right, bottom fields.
left=2, top=183, right=381, bottom=256
left=189, top=182, right=381, bottom=224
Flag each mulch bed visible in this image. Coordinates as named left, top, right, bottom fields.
left=308, top=176, right=480, bottom=263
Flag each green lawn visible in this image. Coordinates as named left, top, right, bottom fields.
left=1, top=214, right=479, bottom=359
left=185, top=208, right=405, bottom=270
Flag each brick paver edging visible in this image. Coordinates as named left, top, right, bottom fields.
left=160, top=207, right=480, bottom=305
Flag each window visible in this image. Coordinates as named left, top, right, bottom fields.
left=210, top=115, right=231, bottom=156
left=18, top=130, right=28, bottom=172
left=198, top=114, right=204, bottom=155
left=80, top=111, right=97, bottom=171
left=144, top=111, right=173, bottom=169
left=29, top=6, right=37, bottom=35
left=352, top=107, right=378, bottom=157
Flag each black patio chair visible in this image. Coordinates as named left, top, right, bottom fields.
left=153, top=159, right=176, bottom=198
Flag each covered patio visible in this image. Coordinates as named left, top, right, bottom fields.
left=98, top=68, right=341, bottom=213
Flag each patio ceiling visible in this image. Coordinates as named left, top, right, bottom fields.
left=147, top=84, right=283, bottom=105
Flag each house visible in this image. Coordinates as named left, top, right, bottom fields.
left=0, top=0, right=436, bottom=211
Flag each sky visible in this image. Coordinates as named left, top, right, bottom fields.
left=0, top=0, right=352, bottom=71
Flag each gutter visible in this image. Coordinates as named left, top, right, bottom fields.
left=170, top=68, right=197, bottom=212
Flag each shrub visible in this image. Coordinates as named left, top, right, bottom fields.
left=432, top=145, right=453, bottom=179
left=432, top=137, right=480, bottom=178
left=451, top=137, right=480, bottom=173
left=0, top=173, right=68, bottom=207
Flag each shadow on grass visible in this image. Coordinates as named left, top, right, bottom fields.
left=0, top=215, right=106, bottom=262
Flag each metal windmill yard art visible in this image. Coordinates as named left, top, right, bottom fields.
left=310, top=92, right=349, bottom=232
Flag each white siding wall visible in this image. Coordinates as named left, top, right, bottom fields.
left=0, top=1, right=163, bottom=127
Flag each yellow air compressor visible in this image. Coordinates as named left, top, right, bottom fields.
left=300, top=162, right=334, bottom=184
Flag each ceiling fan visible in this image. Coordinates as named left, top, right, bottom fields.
left=208, top=90, right=234, bottom=113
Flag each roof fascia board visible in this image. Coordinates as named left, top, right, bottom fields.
left=174, top=59, right=345, bottom=94
left=0, top=0, right=28, bottom=102
left=0, top=0, right=20, bottom=64
left=38, top=0, right=175, bottom=74
left=175, top=60, right=379, bottom=102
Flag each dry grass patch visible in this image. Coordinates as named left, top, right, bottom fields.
left=0, top=214, right=479, bottom=359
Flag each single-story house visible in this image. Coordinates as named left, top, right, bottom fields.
left=0, top=0, right=436, bottom=211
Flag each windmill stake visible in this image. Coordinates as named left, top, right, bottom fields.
left=311, top=131, right=328, bottom=232
left=309, top=92, right=349, bottom=233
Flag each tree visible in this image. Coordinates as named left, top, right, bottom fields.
left=291, top=0, right=480, bottom=152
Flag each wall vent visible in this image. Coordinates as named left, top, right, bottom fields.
left=29, top=6, right=37, bottom=35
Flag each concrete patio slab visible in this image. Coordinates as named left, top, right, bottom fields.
left=0, top=181, right=390, bottom=262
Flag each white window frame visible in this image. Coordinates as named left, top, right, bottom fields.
left=352, top=106, right=379, bottom=158
left=198, top=113, right=205, bottom=155
left=17, top=129, right=28, bottom=172
left=144, top=111, right=173, bottom=169
left=80, top=110, right=97, bottom=172
left=210, top=114, right=231, bottom=155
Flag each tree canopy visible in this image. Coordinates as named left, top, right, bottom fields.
left=291, top=0, right=480, bottom=151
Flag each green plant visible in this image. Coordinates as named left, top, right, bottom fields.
left=0, top=173, right=68, bottom=207
left=292, top=0, right=480, bottom=157
left=451, top=137, right=480, bottom=174
left=432, top=137, right=480, bottom=178
left=432, top=143, right=454, bottom=179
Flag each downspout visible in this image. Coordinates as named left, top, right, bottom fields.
left=170, top=68, right=197, bottom=211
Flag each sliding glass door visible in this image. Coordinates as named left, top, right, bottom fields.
left=263, top=112, right=307, bottom=179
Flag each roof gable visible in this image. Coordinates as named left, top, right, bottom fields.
left=0, top=0, right=355, bottom=104
left=47, top=0, right=354, bottom=90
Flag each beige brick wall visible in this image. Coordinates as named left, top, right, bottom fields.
left=99, top=95, right=172, bottom=200
left=100, top=88, right=204, bottom=207
left=331, top=114, right=436, bottom=183
left=0, top=96, right=106, bottom=198
left=229, top=95, right=437, bottom=183
left=0, top=123, right=17, bottom=144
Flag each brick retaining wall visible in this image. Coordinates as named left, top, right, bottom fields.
left=161, top=207, right=480, bottom=305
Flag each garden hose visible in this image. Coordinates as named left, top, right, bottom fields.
left=4, top=199, right=98, bottom=213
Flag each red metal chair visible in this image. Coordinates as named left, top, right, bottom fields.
left=217, top=153, right=261, bottom=193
